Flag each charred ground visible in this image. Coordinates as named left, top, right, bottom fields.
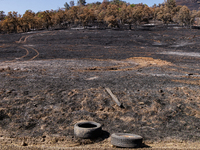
left=0, top=28, right=200, bottom=149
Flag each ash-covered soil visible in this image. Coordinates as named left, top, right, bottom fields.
left=0, top=28, right=200, bottom=149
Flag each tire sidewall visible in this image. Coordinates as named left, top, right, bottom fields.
left=111, top=133, right=143, bottom=148
left=74, top=121, right=102, bottom=139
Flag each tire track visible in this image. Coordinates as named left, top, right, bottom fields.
left=26, top=46, right=39, bottom=61
left=23, top=35, right=32, bottom=43
left=3, top=31, right=57, bottom=63
left=1, top=46, right=39, bottom=63
left=18, top=46, right=29, bottom=59
left=17, top=45, right=39, bottom=61
left=1, top=46, right=29, bottom=63
left=16, top=36, right=25, bottom=43
left=16, top=31, right=51, bottom=43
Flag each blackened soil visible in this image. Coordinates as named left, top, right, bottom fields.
left=0, top=28, right=200, bottom=149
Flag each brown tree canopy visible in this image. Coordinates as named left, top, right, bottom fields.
left=0, top=0, right=200, bottom=33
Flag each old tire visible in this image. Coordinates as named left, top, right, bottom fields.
left=111, top=133, right=143, bottom=148
left=74, top=121, right=102, bottom=139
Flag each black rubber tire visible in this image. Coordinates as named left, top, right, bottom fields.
left=74, top=121, right=102, bottom=139
left=111, top=133, right=143, bottom=148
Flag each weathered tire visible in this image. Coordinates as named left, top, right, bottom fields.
left=74, top=121, right=102, bottom=139
left=111, top=133, right=143, bottom=148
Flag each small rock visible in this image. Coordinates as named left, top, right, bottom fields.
left=13, top=68, right=19, bottom=71
left=6, top=89, right=15, bottom=94
left=187, top=73, right=193, bottom=76
left=41, top=138, right=45, bottom=142
left=21, top=141, right=28, bottom=146
left=51, top=138, right=58, bottom=144
left=159, top=89, right=163, bottom=93
left=138, top=102, right=144, bottom=105
left=177, top=104, right=182, bottom=108
left=88, top=67, right=97, bottom=70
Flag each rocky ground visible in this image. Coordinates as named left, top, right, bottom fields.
left=0, top=27, right=200, bottom=149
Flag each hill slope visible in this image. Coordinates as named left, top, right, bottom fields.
left=176, top=0, right=200, bottom=10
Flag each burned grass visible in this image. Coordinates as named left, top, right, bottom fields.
left=0, top=28, right=200, bottom=149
